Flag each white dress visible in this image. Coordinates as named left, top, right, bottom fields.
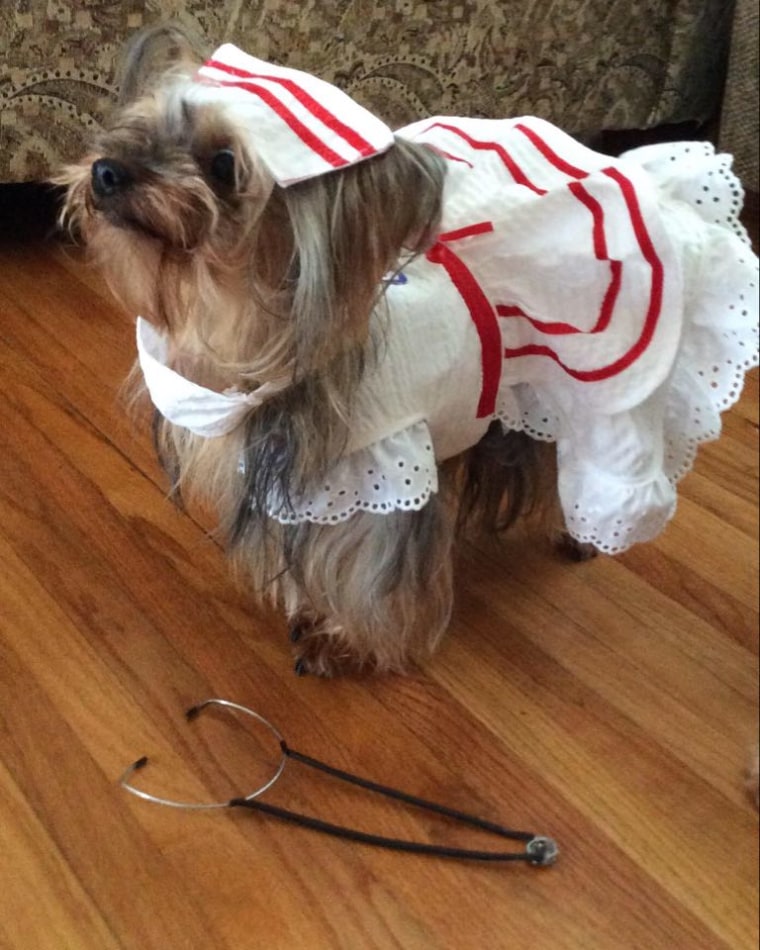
left=138, top=116, right=759, bottom=554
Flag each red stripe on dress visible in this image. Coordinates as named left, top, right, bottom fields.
left=496, top=165, right=622, bottom=338
left=431, top=148, right=474, bottom=168
left=569, top=180, right=605, bottom=257
left=426, top=231, right=502, bottom=418
left=428, top=119, right=625, bottom=344
left=422, top=122, right=547, bottom=195
left=600, top=165, right=664, bottom=366
left=439, top=222, right=495, bottom=243
left=567, top=180, right=621, bottom=333
left=514, top=122, right=588, bottom=179
left=205, top=77, right=348, bottom=168
left=503, top=167, right=664, bottom=381
left=203, top=59, right=377, bottom=156
left=596, top=259, right=623, bottom=334
left=496, top=304, right=582, bottom=335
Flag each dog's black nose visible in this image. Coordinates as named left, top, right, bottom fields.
left=91, top=158, right=132, bottom=198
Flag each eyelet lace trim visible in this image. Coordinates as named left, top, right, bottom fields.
left=269, top=421, right=438, bottom=524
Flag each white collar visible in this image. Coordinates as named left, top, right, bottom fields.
left=136, top=317, right=288, bottom=437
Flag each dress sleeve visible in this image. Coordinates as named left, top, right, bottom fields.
left=269, top=420, right=438, bottom=524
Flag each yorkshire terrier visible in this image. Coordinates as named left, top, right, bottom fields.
left=59, top=27, right=758, bottom=677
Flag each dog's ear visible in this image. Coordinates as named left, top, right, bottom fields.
left=282, top=139, right=446, bottom=370
left=117, top=23, right=204, bottom=106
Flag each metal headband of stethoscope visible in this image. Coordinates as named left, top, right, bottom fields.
left=120, top=699, right=287, bottom=809
left=119, top=698, right=559, bottom=868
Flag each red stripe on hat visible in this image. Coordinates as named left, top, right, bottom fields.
left=427, top=228, right=501, bottom=418
left=204, top=58, right=378, bottom=157
left=207, top=76, right=348, bottom=169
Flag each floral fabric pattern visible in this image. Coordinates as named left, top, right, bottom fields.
left=0, top=0, right=734, bottom=182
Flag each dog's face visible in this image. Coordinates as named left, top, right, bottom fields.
left=58, top=31, right=446, bottom=386
left=83, top=91, right=257, bottom=251
left=59, top=80, right=284, bottom=349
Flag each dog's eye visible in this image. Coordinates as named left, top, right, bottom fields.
left=209, top=149, right=236, bottom=186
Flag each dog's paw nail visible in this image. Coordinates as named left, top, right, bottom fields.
left=289, top=622, right=304, bottom=643
left=294, top=658, right=309, bottom=677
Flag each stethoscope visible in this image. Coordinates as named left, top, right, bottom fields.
left=119, top=698, right=559, bottom=868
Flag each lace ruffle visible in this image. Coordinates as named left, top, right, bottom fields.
left=502, top=142, right=759, bottom=553
left=270, top=420, right=438, bottom=524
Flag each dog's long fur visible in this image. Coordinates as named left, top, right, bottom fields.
left=59, top=28, right=564, bottom=675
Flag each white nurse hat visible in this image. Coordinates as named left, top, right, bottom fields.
left=194, top=44, right=395, bottom=187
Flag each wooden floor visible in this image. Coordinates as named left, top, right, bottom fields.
left=0, top=236, right=757, bottom=950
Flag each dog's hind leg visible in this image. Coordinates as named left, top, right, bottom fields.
left=459, top=424, right=598, bottom=561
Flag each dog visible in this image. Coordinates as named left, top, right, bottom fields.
left=59, top=28, right=759, bottom=677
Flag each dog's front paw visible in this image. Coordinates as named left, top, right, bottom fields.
left=555, top=532, right=598, bottom=562
left=289, top=617, right=366, bottom=678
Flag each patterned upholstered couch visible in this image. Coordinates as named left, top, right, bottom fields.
left=0, top=0, right=756, bottom=191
